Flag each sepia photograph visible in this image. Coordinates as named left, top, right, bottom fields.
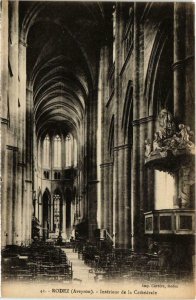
left=0, top=0, right=195, bottom=298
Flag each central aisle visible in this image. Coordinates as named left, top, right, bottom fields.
left=63, top=248, right=95, bottom=283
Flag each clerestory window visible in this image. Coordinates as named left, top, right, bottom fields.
left=43, top=135, right=50, bottom=167
left=54, top=135, right=61, bottom=168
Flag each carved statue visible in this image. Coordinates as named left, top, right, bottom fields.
left=144, top=108, right=195, bottom=161
left=178, top=166, right=195, bottom=208
left=179, top=124, right=189, bottom=141
left=169, top=134, right=180, bottom=149
left=144, top=139, right=151, bottom=158
left=158, top=109, right=176, bottom=138
left=177, top=124, right=195, bottom=150
left=153, top=132, right=162, bottom=152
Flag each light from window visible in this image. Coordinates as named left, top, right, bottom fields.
left=43, top=135, right=50, bottom=167
left=53, top=194, right=61, bottom=230
left=74, top=138, right=77, bottom=167
left=54, top=135, right=61, bottom=168
left=154, top=170, right=175, bottom=209
left=65, top=134, right=72, bottom=167
left=112, top=8, right=116, bottom=63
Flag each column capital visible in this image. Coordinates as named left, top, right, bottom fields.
left=26, top=86, right=33, bottom=92
left=18, top=161, right=26, bottom=168
left=88, top=180, right=99, bottom=185
left=1, top=117, right=9, bottom=125
left=19, top=38, right=28, bottom=48
left=114, top=144, right=129, bottom=151
left=132, top=115, right=154, bottom=126
left=25, top=179, right=32, bottom=183
left=100, top=162, right=113, bottom=168
left=6, top=145, right=18, bottom=152
left=172, top=55, right=194, bottom=71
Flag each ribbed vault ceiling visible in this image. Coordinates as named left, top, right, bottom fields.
left=20, top=1, right=113, bottom=138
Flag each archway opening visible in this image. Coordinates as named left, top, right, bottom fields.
left=42, top=190, right=50, bottom=240
left=66, top=188, right=72, bottom=239
left=53, top=192, right=62, bottom=238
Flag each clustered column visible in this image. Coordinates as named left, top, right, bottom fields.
left=1, top=0, right=9, bottom=247
left=1, top=1, right=34, bottom=246
left=173, top=2, right=194, bottom=128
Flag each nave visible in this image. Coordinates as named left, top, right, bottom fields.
left=1, top=1, right=195, bottom=288
left=2, top=239, right=194, bottom=284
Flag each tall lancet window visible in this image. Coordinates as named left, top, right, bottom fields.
left=73, top=138, right=77, bottom=167
left=54, top=135, right=61, bottom=168
left=43, top=135, right=50, bottom=167
left=65, top=134, right=72, bottom=167
left=112, top=6, right=116, bottom=63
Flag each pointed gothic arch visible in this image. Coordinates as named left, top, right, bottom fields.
left=65, top=188, right=72, bottom=231
left=122, top=80, right=133, bottom=142
left=144, top=20, right=173, bottom=116
left=108, top=115, right=114, bottom=157
left=42, top=188, right=51, bottom=240
left=53, top=188, right=63, bottom=234
left=36, top=188, right=42, bottom=221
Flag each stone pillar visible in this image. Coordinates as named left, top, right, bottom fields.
left=17, top=38, right=27, bottom=245
left=112, top=3, right=122, bottom=248
left=1, top=0, right=9, bottom=248
left=108, top=164, right=113, bottom=236
left=131, top=2, right=140, bottom=251
left=138, top=123, right=146, bottom=251
left=39, top=197, right=43, bottom=238
left=123, top=145, right=130, bottom=248
left=1, top=144, right=9, bottom=247
left=113, top=4, right=132, bottom=248
left=173, top=3, right=186, bottom=124
left=50, top=196, right=54, bottom=232
left=6, top=146, right=18, bottom=245
left=100, top=164, right=105, bottom=229
left=116, top=147, right=125, bottom=248
left=87, top=86, right=98, bottom=239
left=112, top=150, right=118, bottom=248
left=8, top=0, right=19, bottom=135
left=70, top=201, right=73, bottom=232
left=88, top=181, right=99, bottom=238
left=99, top=44, right=109, bottom=230
left=1, top=0, right=8, bottom=121
left=34, top=128, right=39, bottom=216
left=184, top=4, right=195, bottom=128
left=114, top=145, right=130, bottom=248
left=147, top=119, right=155, bottom=212
left=100, top=163, right=112, bottom=232
left=5, top=1, right=19, bottom=246
left=24, top=83, right=33, bottom=245
left=62, top=201, right=66, bottom=239
left=104, top=166, right=109, bottom=229
left=35, top=199, right=39, bottom=219
left=6, top=147, right=13, bottom=245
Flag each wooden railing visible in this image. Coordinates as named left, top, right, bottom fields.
left=144, top=209, right=195, bottom=235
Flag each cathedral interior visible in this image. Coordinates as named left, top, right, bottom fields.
left=1, top=1, right=195, bottom=284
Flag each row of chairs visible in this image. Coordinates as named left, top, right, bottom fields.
left=2, top=243, right=72, bottom=282
left=75, top=241, right=193, bottom=283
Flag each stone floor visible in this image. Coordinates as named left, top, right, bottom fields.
left=63, top=248, right=95, bottom=283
